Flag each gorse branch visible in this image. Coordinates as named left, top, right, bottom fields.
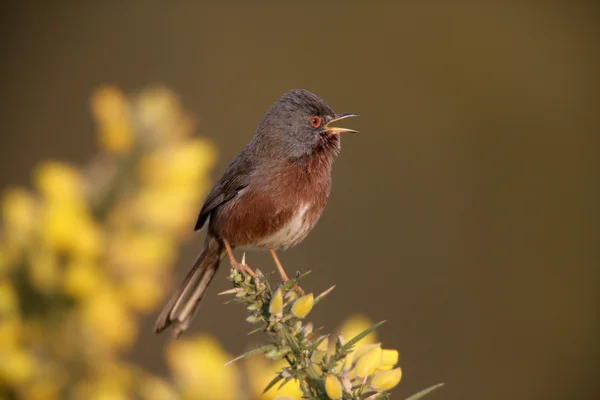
left=222, top=259, right=444, bottom=400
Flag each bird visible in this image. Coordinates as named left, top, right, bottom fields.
left=154, top=89, right=358, bottom=337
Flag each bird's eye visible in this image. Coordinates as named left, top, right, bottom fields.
left=309, top=116, right=322, bottom=128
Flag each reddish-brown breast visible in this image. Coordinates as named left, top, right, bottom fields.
left=213, top=147, right=335, bottom=250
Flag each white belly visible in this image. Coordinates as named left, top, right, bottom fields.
left=252, top=203, right=312, bottom=250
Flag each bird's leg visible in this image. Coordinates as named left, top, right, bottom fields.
left=223, top=239, right=256, bottom=279
left=269, top=249, right=305, bottom=295
left=269, top=249, right=289, bottom=281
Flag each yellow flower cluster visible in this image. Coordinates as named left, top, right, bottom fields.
left=320, top=317, right=402, bottom=399
left=336, top=317, right=402, bottom=392
left=246, top=313, right=395, bottom=400
left=0, top=85, right=221, bottom=399
left=222, top=265, right=407, bottom=400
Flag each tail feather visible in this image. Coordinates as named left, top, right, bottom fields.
left=155, top=235, right=225, bottom=337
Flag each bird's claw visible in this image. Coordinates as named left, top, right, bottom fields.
left=293, top=284, right=305, bottom=295
left=230, top=258, right=257, bottom=279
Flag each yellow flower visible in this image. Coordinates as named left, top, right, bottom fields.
left=291, top=293, right=313, bottom=319
left=80, top=287, right=137, bottom=350
left=352, top=344, right=380, bottom=361
left=269, top=288, right=283, bottom=315
left=138, top=376, right=180, bottom=400
left=338, top=315, right=378, bottom=370
left=371, top=368, right=402, bottom=391
left=379, top=349, right=399, bottom=371
left=28, top=245, right=61, bottom=294
left=352, top=347, right=382, bottom=378
left=70, top=216, right=103, bottom=258
left=91, top=86, right=128, bottom=123
left=120, top=274, right=164, bottom=312
left=0, top=348, right=36, bottom=386
left=133, top=187, right=204, bottom=235
left=98, top=118, right=134, bottom=154
left=1, top=187, right=37, bottom=245
left=244, top=356, right=303, bottom=400
left=91, top=84, right=133, bottom=153
left=324, top=374, right=343, bottom=399
left=64, top=259, right=105, bottom=299
left=167, top=334, right=240, bottom=400
left=108, top=231, right=175, bottom=272
left=339, top=315, right=377, bottom=347
left=34, top=161, right=84, bottom=204
left=138, top=138, right=218, bottom=187
left=135, top=86, right=181, bottom=135
left=39, top=203, right=79, bottom=250
left=39, top=202, right=102, bottom=258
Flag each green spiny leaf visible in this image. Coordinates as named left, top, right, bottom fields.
left=262, top=373, right=284, bottom=394
left=404, top=383, right=445, bottom=400
left=224, top=345, right=274, bottom=366
left=247, top=325, right=267, bottom=335
left=277, top=375, right=296, bottom=390
left=340, top=320, right=386, bottom=353
left=313, top=285, right=335, bottom=305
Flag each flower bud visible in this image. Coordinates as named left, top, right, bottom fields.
left=291, top=293, right=313, bottom=318
left=245, top=315, right=262, bottom=324
left=269, top=288, right=283, bottom=315
left=325, top=374, right=343, bottom=399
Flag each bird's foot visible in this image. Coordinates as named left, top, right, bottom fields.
left=229, top=253, right=257, bottom=279
left=290, top=283, right=305, bottom=296
left=223, top=239, right=257, bottom=279
left=284, top=272, right=305, bottom=296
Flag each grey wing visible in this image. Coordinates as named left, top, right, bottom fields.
left=194, top=152, right=254, bottom=231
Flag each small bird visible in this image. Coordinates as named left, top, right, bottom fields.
left=155, top=89, right=358, bottom=337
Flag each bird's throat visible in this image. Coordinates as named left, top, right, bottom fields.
left=317, top=132, right=341, bottom=156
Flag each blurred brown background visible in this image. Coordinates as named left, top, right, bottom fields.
left=1, top=1, right=598, bottom=399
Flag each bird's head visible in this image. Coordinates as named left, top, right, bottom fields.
left=256, top=89, right=358, bottom=159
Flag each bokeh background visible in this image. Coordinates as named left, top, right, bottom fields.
left=1, top=1, right=598, bottom=399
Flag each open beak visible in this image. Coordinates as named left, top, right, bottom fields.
left=324, top=113, right=359, bottom=134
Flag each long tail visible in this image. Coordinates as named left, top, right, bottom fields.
left=154, top=235, right=225, bottom=337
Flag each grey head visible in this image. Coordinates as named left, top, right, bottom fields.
left=252, top=89, right=358, bottom=159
